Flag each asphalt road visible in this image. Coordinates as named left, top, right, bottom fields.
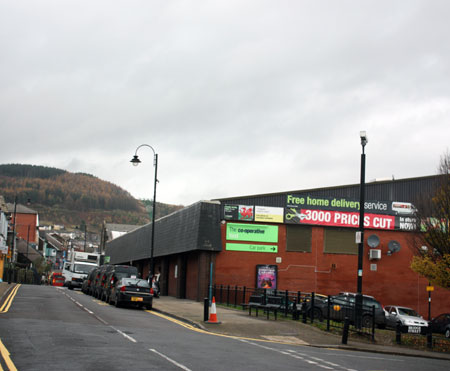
left=0, top=286, right=448, bottom=371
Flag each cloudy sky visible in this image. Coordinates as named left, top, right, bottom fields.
left=1, top=1, right=449, bottom=205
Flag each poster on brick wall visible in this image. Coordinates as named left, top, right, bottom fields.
left=256, top=264, right=277, bottom=290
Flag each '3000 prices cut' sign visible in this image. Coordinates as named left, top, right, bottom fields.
left=292, top=209, right=395, bottom=230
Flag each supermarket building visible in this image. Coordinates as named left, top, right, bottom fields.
left=105, top=175, right=449, bottom=318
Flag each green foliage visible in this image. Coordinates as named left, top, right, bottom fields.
left=411, top=151, right=450, bottom=289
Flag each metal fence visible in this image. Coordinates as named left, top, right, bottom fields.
left=212, top=285, right=376, bottom=340
left=3, top=267, right=41, bottom=285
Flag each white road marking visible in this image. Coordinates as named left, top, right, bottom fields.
left=110, top=326, right=137, bottom=343
left=239, top=339, right=360, bottom=371
left=149, top=349, right=192, bottom=371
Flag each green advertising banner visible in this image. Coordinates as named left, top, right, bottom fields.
left=226, top=243, right=278, bottom=253
left=226, top=223, right=279, bottom=243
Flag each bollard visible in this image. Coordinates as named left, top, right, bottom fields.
left=427, top=327, right=433, bottom=349
left=342, top=317, right=349, bottom=344
left=203, top=297, right=209, bottom=322
left=302, top=297, right=307, bottom=323
left=396, top=322, right=402, bottom=345
left=292, top=299, right=298, bottom=321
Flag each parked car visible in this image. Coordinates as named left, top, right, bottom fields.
left=92, top=265, right=114, bottom=299
left=108, top=278, right=153, bottom=310
left=82, top=267, right=99, bottom=295
left=101, top=265, right=139, bottom=302
left=50, top=272, right=65, bottom=287
left=384, top=305, right=428, bottom=333
left=427, top=313, right=450, bottom=338
left=304, top=292, right=386, bottom=328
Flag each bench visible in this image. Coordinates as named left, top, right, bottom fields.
left=264, top=296, right=284, bottom=320
left=246, top=294, right=265, bottom=317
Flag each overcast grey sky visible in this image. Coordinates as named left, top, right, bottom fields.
left=1, top=1, right=449, bottom=205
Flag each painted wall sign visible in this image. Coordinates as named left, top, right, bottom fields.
left=254, top=206, right=284, bottom=223
left=226, top=243, right=278, bottom=253
left=226, top=223, right=279, bottom=243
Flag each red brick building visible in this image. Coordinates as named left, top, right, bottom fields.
left=106, top=175, right=449, bottom=318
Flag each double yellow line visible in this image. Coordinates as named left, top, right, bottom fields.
left=0, top=284, right=21, bottom=314
left=0, top=284, right=20, bottom=370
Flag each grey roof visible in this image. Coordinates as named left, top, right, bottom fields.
left=105, top=201, right=222, bottom=264
left=17, top=239, right=43, bottom=263
left=6, top=203, right=37, bottom=214
left=105, top=223, right=141, bottom=233
left=214, top=175, right=440, bottom=207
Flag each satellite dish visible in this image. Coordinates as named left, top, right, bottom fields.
left=367, top=234, right=380, bottom=248
left=388, top=240, right=401, bottom=253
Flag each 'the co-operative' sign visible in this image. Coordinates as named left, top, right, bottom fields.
left=226, top=223, right=279, bottom=243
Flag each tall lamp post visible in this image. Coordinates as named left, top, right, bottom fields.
left=131, top=144, right=158, bottom=279
left=356, top=131, right=368, bottom=328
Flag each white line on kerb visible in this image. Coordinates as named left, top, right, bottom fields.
left=149, top=349, right=192, bottom=371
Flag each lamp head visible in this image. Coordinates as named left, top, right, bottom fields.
left=360, top=131, right=368, bottom=146
left=130, top=155, right=141, bottom=166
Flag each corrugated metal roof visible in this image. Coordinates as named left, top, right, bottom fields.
left=214, top=175, right=440, bottom=207
left=105, top=201, right=222, bottom=264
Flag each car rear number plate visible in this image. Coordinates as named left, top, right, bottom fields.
left=408, top=326, right=421, bottom=334
left=131, top=297, right=143, bottom=302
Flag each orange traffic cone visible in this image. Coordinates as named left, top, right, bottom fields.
left=207, top=296, right=221, bottom=324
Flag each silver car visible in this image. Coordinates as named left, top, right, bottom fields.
left=384, top=305, right=428, bottom=333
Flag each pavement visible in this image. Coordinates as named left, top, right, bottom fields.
left=1, top=283, right=449, bottom=361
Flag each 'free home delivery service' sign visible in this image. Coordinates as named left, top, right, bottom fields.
left=226, top=223, right=279, bottom=243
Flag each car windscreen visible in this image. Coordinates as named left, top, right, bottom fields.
left=74, top=264, right=96, bottom=274
left=115, top=266, right=138, bottom=274
left=398, top=308, right=419, bottom=317
left=121, top=279, right=150, bottom=288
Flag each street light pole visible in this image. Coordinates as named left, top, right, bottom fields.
left=356, top=131, right=368, bottom=328
left=131, top=144, right=158, bottom=279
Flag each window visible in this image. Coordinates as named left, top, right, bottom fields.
left=286, top=225, right=311, bottom=252
left=324, top=228, right=357, bottom=254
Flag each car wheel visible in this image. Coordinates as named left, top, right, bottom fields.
left=362, top=315, right=373, bottom=328
left=68, top=285, right=73, bottom=290
left=115, top=297, right=121, bottom=308
left=445, top=328, right=450, bottom=339
left=309, top=307, right=323, bottom=321
left=146, top=304, right=152, bottom=310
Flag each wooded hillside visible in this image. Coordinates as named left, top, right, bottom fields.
left=0, top=164, right=184, bottom=231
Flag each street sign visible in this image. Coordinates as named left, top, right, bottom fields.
left=426, top=286, right=434, bottom=292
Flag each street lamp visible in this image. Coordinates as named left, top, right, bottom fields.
left=131, top=144, right=158, bottom=279
left=356, top=131, right=368, bottom=328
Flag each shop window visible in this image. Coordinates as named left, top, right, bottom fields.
left=324, top=228, right=357, bottom=254
left=286, top=225, right=311, bottom=252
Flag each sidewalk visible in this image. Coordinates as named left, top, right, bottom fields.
left=152, top=296, right=450, bottom=361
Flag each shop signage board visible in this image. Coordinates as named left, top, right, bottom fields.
left=254, top=206, right=284, bottom=223
left=226, top=223, right=279, bottom=243
left=223, top=205, right=254, bottom=221
left=226, top=243, right=278, bottom=253
left=222, top=196, right=417, bottom=231
left=285, top=194, right=417, bottom=231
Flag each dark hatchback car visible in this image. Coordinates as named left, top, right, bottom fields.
left=304, top=292, right=386, bottom=328
left=92, top=265, right=114, bottom=299
left=82, top=267, right=99, bottom=295
left=109, top=278, right=153, bottom=310
left=101, top=265, right=139, bottom=302
left=429, top=313, right=450, bottom=338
